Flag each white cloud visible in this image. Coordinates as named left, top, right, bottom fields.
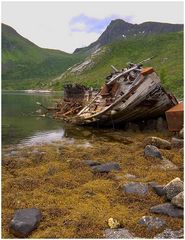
left=2, top=1, right=184, bottom=53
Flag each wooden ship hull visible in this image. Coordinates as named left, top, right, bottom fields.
left=50, top=62, right=178, bottom=126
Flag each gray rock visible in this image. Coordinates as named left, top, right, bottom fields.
left=144, top=137, right=171, bottom=150
left=82, top=160, right=101, bottom=167
left=144, top=145, right=162, bottom=159
left=156, top=117, right=168, bottom=132
left=138, top=216, right=166, bottom=230
left=156, top=158, right=178, bottom=171
left=179, top=148, right=183, bottom=156
left=150, top=203, right=183, bottom=218
left=92, top=162, right=121, bottom=173
left=104, top=228, right=135, bottom=238
left=154, top=228, right=183, bottom=239
left=171, top=191, right=184, bottom=208
left=125, top=173, right=137, bottom=179
left=171, top=137, right=184, bottom=148
left=164, top=177, right=183, bottom=200
left=123, top=182, right=148, bottom=195
left=152, top=185, right=166, bottom=196
left=9, top=208, right=42, bottom=237
left=82, top=130, right=92, bottom=137
left=179, top=128, right=184, bottom=139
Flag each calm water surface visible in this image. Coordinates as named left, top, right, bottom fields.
left=2, top=91, right=70, bottom=145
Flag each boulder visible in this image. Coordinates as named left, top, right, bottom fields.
left=92, top=162, right=121, bottom=173
left=144, top=145, right=162, bottom=159
left=144, top=137, right=171, bottom=150
left=82, top=160, right=101, bottom=167
left=152, top=185, right=166, bottom=196
left=171, top=137, right=184, bottom=148
left=171, top=191, right=184, bottom=209
left=155, top=158, right=178, bottom=171
left=150, top=203, right=183, bottom=218
left=154, top=228, right=183, bottom=239
left=163, top=177, right=183, bottom=200
left=9, top=208, right=42, bottom=237
left=123, top=182, right=148, bottom=196
left=104, top=228, right=135, bottom=238
left=138, top=216, right=166, bottom=230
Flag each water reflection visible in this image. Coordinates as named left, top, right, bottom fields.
left=19, top=129, right=65, bottom=146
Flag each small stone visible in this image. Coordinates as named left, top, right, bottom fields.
left=144, top=145, right=162, bottom=159
left=154, top=228, right=183, bottom=239
left=150, top=203, right=183, bottom=218
left=9, top=208, right=42, bottom=237
left=171, top=137, right=184, bottom=148
left=104, top=228, right=135, bottom=238
left=82, top=160, right=101, bottom=167
left=123, top=182, right=148, bottom=196
left=164, top=177, right=183, bottom=200
left=108, top=218, right=120, bottom=229
left=92, top=162, right=121, bottom=173
left=179, top=128, right=184, bottom=139
left=179, top=148, right=183, bottom=157
left=152, top=185, right=166, bottom=196
left=82, top=130, right=92, bottom=137
left=138, top=216, right=166, bottom=230
left=171, top=191, right=184, bottom=208
left=125, top=173, right=137, bottom=179
left=156, top=117, right=168, bottom=132
left=144, top=137, right=171, bottom=149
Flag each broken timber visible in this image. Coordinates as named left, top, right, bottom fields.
left=48, top=59, right=178, bottom=126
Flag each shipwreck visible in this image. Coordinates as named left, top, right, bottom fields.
left=47, top=58, right=178, bottom=126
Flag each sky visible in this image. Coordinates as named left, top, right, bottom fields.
left=1, top=1, right=184, bottom=53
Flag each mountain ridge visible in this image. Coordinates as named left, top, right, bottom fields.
left=2, top=23, right=84, bottom=89
left=74, top=19, right=183, bottom=54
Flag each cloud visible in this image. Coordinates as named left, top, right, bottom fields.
left=70, top=14, right=133, bottom=34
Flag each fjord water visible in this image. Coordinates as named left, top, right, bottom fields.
left=2, top=91, right=67, bottom=145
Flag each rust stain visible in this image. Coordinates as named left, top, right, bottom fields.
left=165, top=102, right=184, bottom=131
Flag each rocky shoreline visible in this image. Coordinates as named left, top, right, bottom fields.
left=2, top=128, right=183, bottom=238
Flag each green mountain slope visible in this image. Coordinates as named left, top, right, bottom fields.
left=51, top=32, right=183, bottom=98
left=2, top=23, right=84, bottom=89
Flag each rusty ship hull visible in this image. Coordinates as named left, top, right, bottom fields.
left=50, top=63, right=178, bottom=126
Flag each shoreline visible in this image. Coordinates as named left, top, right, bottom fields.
left=2, top=129, right=183, bottom=238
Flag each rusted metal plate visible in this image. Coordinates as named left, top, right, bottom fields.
left=165, top=102, right=184, bottom=131
left=141, top=67, right=154, bottom=75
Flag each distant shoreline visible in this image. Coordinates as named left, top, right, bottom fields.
left=2, top=89, right=63, bottom=93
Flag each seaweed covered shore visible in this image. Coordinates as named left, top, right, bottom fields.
left=2, top=129, right=183, bottom=238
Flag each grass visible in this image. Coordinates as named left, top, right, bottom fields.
left=2, top=129, right=183, bottom=238
left=52, top=32, right=183, bottom=98
left=2, top=23, right=84, bottom=86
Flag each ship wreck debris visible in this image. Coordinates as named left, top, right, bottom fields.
left=47, top=59, right=178, bottom=126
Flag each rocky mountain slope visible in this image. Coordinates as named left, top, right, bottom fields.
left=52, top=32, right=183, bottom=98
left=74, top=19, right=183, bottom=54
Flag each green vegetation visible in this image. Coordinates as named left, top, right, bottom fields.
left=2, top=130, right=183, bottom=238
left=51, top=32, right=183, bottom=98
left=2, top=23, right=183, bottom=98
left=2, top=24, right=84, bottom=88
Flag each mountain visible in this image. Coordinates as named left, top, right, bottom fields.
left=74, top=19, right=183, bottom=54
left=2, top=23, right=84, bottom=89
left=52, top=32, right=183, bottom=98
